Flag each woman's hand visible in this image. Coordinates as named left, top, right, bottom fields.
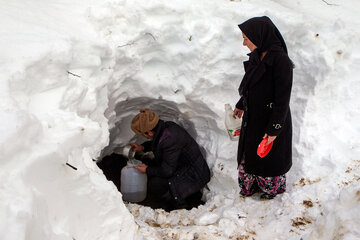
left=263, top=133, right=276, bottom=145
left=233, top=108, right=244, bottom=119
left=134, top=163, right=147, bottom=173
left=128, top=143, right=144, bottom=152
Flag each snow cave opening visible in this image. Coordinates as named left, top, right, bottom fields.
left=97, top=97, right=211, bottom=211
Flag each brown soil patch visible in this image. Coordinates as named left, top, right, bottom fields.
left=302, top=200, right=314, bottom=208
left=291, top=217, right=312, bottom=228
left=294, top=178, right=321, bottom=187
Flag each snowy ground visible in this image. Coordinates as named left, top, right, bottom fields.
left=1, top=0, right=360, bottom=239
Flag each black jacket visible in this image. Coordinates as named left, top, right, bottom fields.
left=143, top=120, right=210, bottom=201
left=236, top=50, right=293, bottom=177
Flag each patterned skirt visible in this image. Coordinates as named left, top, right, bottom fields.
left=238, top=156, right=286, bottom=196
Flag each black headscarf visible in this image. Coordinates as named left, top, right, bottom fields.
left=238, top=16, right=288, bottom=96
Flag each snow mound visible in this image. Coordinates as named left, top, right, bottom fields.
left=1, top=0, right=360, bottom=239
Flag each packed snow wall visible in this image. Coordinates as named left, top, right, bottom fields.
left=1, top=0, right=360, bottom=239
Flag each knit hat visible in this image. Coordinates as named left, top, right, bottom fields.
left=131, top=109, right=160, bottom=135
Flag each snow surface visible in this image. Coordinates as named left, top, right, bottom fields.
left=1, top=0, right=360, bottom=239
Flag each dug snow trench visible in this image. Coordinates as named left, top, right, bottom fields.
left=90, top=1, right=360, bottom=237
left=3, top=0, right=360, bottom=239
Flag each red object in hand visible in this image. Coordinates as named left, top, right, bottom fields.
left=257, top=137, right=273, bottom=158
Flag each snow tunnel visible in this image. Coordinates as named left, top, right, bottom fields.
left=6, top=1, right=360, bottom=238
left=96, top=97, right=211, bottom=210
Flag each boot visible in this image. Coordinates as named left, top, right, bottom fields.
left=260, top=193, right=276, bottom=200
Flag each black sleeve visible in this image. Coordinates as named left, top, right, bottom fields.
left=146, top=138, right=181, bottom=178
left=235, top=97, right=245, bottom=110
left=141, top=141, right=153, bottom=152
left=266, top=55, right=293, bottom=136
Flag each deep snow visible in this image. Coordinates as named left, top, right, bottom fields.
left=1, top=0, right=360, bottom=239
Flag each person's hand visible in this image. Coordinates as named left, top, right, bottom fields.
left=263, top=133, right=276, bottom=145
left=128, top=143, right=144, bottom=152
left=134, top=163, right=147, bottom=173
left=233, top=108, right=244, bottom=119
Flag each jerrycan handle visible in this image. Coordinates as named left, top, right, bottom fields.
left=127, top=159, right=142, bottom=167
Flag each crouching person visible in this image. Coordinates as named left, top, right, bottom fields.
left=129, top=109, right=210, bottom=211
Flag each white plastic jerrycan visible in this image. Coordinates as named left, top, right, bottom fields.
left=120, top=159, right=147, bottom=203
left=225, top=104, right=242, bottom=141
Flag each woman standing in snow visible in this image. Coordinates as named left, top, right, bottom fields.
left=234, top=16, right=293, bottom=199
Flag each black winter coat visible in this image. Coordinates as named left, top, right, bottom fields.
left=236, top=50, right=293, bottom=177
left=143, top=120, right=210, bottom=201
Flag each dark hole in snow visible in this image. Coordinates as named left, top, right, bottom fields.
left=96, top=97, right=208, bottom=211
